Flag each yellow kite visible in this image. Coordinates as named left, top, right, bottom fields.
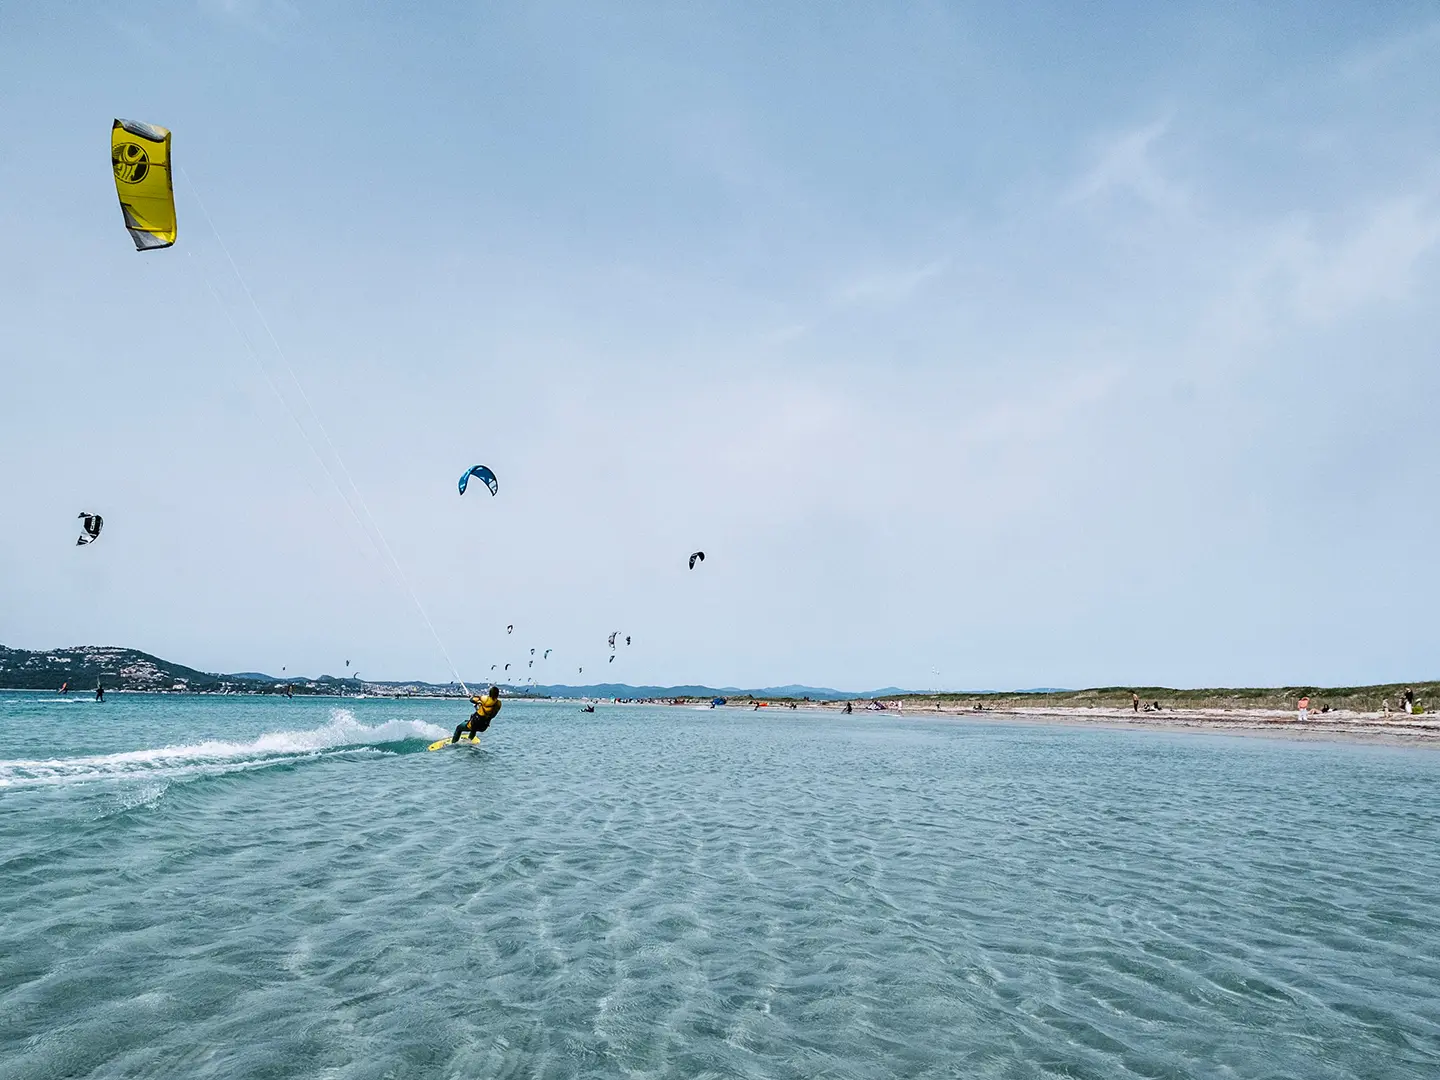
left=111, top=119, right=176, bottom=250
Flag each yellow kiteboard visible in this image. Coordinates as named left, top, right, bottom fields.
left=428, top=734, right=480, bottom=751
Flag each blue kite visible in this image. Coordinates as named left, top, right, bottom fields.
left=458, top=464, right=498, bottom=497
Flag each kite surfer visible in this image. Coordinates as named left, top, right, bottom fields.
left=95, top=683, right=105, bottom=702
left=453, top=686, right=502, bottom=743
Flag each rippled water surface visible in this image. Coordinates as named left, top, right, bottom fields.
left=3, top=692, right=1439, bottom=1078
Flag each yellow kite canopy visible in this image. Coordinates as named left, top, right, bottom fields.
left=111, top=119, right=176, bottom=250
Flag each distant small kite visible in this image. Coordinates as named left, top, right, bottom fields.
left=76, top=512, right=103, bottom=546
left=458, top=465, right=498, bottom=497
left=506, top=624, right=513, bottom=634
left=543, top=649, right=552, bottom=659
left=688, top=551, right=705, bottom=570
left=608, top=655, right=615, bottom=664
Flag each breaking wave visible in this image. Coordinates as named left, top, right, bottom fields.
left=0, top=710, right=445, bottom=789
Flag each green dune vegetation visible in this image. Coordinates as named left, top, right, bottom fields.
left=869, top=683, right=1438, bottom=714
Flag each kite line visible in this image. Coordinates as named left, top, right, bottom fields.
left=180, top=166, right=471, bottom=697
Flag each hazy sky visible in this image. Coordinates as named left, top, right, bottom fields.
left=3, top=2, right=1439, bottom=690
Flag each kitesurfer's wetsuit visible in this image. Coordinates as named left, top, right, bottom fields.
left=453, top=692, right=501, bottom=742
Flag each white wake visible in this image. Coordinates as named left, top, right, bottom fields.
left=0, top=710, right=446, bottom=789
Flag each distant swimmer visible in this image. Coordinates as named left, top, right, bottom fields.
left=453, top=685, right=501, bottom=743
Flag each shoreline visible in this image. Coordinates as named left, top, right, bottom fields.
left=800, top=699, right=1440, bottom=747
left=6, top=687, right=1437, bottom=748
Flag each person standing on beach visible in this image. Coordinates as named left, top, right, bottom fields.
left=1297, top=696, right=1310, bottom=722
left=1404, top=687, right=1415, bottom=714
left=1132, top=692, right=1140, bottom=712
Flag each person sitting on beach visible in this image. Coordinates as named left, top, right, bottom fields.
left=1297, top=696, right=1310, bottom=722
left=453, top=685, right=501, bottom=743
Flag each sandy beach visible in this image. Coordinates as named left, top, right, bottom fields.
left=799, top=699, right=1440, bottom=746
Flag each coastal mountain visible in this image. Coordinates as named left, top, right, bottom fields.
left=0, top=645, right=230, bottom=692
left=517, top=683, right=873, bottom=700
left=0, top=644, right=899, bottom=699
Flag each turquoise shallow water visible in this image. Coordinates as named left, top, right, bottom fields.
left=2, top=693, right=1439, bottom=1078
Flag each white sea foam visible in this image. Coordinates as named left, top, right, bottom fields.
left=0, top=710, right=446, bottom=789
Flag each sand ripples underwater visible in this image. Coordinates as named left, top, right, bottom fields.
left=2, top=693, right=1439, bottom=1078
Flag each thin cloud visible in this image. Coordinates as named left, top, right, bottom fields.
left=105, top=15, right=166, bottom=54
left=1067, top=116, right=1187, bottom=214
left=1342, top=19, right=1440, bottom=80
left=1196, top=190, right=1440, bottom=362
left=198, top=0, right=299, bottom=35
left=835, top=257, right=950, bottom=307
left=1290, top=196, right=1440, bottom=320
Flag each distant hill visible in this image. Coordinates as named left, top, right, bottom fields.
left=515, top=683, right=874, bottom=700
left=0, top=644, right=905, bottom=699
left=7, top=644, right=1424, bottom=710
left=0, top=644, right=232, bottom=692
